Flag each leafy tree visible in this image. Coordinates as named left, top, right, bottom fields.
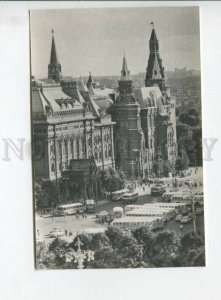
left=179, top=112, right=199, bottom=127
left=175, top=151, right=190, bottom=172
left=36, top=241, right=55, bottom=269
left=34, top=180, right=58, bottom=210
left=101, top=168, right=125, bottom=192
left=174, top=231, right=205, bottom=267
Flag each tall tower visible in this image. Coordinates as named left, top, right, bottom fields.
left=112, top=54, right=146, bottom=177
left=48, top=30, right=62, bottom=82
left=145, top=23, right=165, bottom=91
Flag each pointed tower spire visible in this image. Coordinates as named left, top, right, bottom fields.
left=87, top=72, right=95, bottom=89
left=48, top=29, right=62, bottom=82
left=121, top=52, right=130, bottom=81
left=145, top=24, right=165, bottom=91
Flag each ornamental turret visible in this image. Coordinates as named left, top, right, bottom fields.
left=48, top=30, right=62, bottom=82
left=145, top=23, right=165, bottom=91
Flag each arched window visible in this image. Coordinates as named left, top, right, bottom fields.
left=64, top=140, right=68, bottom=158
left=71, top=140, right=74, bottom=158
left=76, top=139, right=80, bottom=158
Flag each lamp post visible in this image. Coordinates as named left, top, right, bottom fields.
left=189, top=184, right=197, bottom=235
left=62, top=177, right=69, bottom=202
left=65, top=238, right=94, bottom=269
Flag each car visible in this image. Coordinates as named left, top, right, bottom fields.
left=175, top=214, right=182, bottom=222
left=49, top=227, right=65, bottom=238
left=180, top=216, right=192, bottom=224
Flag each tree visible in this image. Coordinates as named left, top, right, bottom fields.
left=175, top=152, right=190, bottom=172
left=101, top=168, right=125, bottom=192
left=179, top=112, right=199, bottom=127
left=34, top=179, right=58, bottom=210
left=36, top=241, right=55, bottom=269
left=174, top=231, right=205, bottom=267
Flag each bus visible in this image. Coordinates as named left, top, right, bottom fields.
left=111, top=189, right=128, bottom=201
left=57, top=203, right=83, bottom=216
left=162, top=192, right=175, bottom=202
left=125, top=205, right=144, bottom=212
left=85, top=199, right=96, bottom=213
left=122, top=192, right=138, bottom=204
left=111, top=216, right=164, bottom=230
left=125, top=209, right=166, bottom=219
left=144, top=202, right=188, bottom=214
left=113, top=207, right=124, bottom=218
left=171, top=193, right=191, bottom=204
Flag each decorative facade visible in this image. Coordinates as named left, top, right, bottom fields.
left=32, top=31, right=115, bottom=201
left=112, top=26, right=177, bottom=176
left=32, top=25, right=177, bottom=200
left=112, top=55, right=147, bottom=177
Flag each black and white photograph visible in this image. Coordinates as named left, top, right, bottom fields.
left=30, top=7, right=205, bottom=270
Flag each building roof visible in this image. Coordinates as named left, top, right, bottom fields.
left=41, top=86, right=82, bottom=112
left=121, top=54, right=130, bottom=81
left=150, top=28, right=157, bottom=41
left=78, top=77, right=88, bottom=92
left=49, top=30, right=59, bottom=65
left=32, top=88, right=49, bottom=115
left=134, top=86, right=163, bottom=108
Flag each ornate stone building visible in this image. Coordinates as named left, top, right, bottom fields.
left=111, top=55, right=147, bottom=177
left=32, top=31, right=115, bottom=201
left=112, top=26, right=177, bottom=177
left=32, top=25, right=177, bottom=201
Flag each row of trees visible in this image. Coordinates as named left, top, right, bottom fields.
left=177, top=108, right=202, bottom=167
left=36, top=228, right=205, bottom=269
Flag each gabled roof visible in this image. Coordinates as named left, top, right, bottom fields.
left=134, top=86, right=166, bottom=109
left=78, top=77, right=88, bottom=92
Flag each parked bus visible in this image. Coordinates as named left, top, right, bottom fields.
left=111, top=216, right=164, bottom=230
left=162, top=192, right=175, bottom=202
left=85, top=199, right=96, bottom=213
left=144, top=202, right=188, bottom=214
left=171, top=193, right=191, bottom=204
left=122, top=191, right=138, bottom=204
left=57, top=203, right=83, bottom=216
left=111, top=189, right=128, bottom=201
left=125, top=209, right=166, bottom=219
left=113, top=207, right=124, bottom=218
left=125, top=205, right=144, bottom=212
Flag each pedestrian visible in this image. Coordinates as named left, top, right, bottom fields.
left=37, top=229, right=40, bottom=236
left=180, top=224, right=183, bottom=232
left=65, top=229, right=67, bottom=236
left=85, top=214, right=87, bottom=219
left=143, top=186, right=145, bottom=191
left=82, top=212, right=84, bottom=218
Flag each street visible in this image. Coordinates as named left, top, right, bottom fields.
left=36, top=191, right=204, bottom=243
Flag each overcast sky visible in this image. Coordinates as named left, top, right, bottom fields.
left=30, top=7, right=200, bottom=78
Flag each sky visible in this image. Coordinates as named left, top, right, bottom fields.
left=30, top=7, right=200, bottom=78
